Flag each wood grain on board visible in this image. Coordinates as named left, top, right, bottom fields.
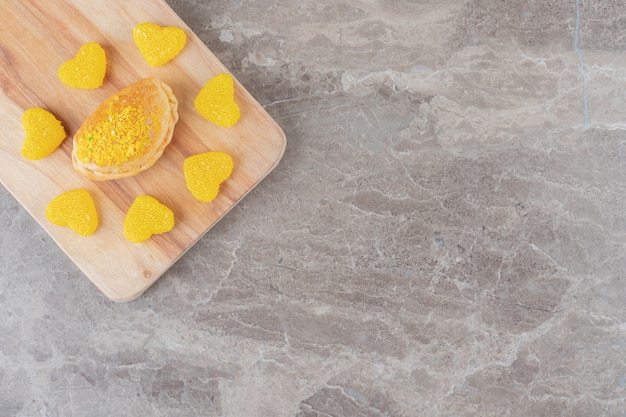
left=0, top=0, right=286, bottom=302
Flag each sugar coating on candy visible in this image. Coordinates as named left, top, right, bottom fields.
left=133, top=22, right=186, bottom=67
left=123, top=195, right=175, bottom=242
left=183, top=151, right=233, bottom=202
left=194, top=73, right=240, bottom=127
left=45, top=189, right=98, bottom=236
left=58, top=42, right=106, bottom=89
left=20, top=108, right=67, bottom=160
left=75, top=94, right=162, bottom=167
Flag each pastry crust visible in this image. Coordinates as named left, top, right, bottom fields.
left=72, top=77, right=178, bottom=181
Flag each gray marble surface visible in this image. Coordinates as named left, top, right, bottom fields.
left=2, top=0, right=626, bottom=415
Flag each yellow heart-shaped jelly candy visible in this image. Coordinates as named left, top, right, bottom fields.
left=133, top=22, right=186, bottom=67
left=45, top=189, right=99, bottom=236
left=194, top=73, right=240, bottom=127
left=123, top=195, right=175, bottom=242
left=20, top=108, right=67, bottom=160
left=183, top=151, right=233, bottom=202
left=58, top=42, right=106, bottom=89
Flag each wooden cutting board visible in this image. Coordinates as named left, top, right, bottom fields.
left=0, top=0, right=286, bottom=302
